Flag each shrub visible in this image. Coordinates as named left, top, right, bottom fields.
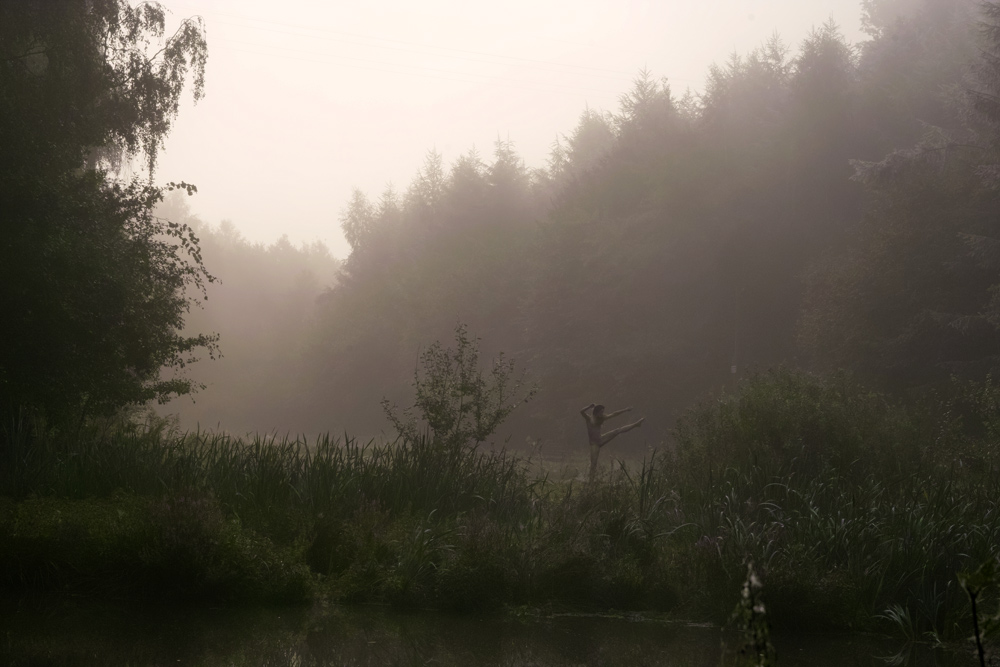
left=381, top=323, right=536, bottom=449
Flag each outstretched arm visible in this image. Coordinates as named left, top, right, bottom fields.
left=604, top=406, right=633, bottom=420
left=599, top=417, right=644, bottom=447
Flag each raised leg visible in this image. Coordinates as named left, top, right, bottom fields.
left=599, top=418, right=644, bottom=446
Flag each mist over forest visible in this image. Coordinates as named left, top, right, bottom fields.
left=158, top=0, right=998, bottom=457
left=8, top=1, right=1000, bottom=652
left=155, top=195, right=341, bottom=432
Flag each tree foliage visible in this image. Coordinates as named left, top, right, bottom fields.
left=0, top=1, right=213, bottom=426
left=801, top=0, right=1000, bottom=388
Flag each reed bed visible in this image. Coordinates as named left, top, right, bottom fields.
left=1, top=369, right=997, bottom=637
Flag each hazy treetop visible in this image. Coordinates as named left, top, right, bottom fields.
left=157, top=0, right=868, bottom=257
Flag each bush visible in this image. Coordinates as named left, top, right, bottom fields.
left=0, top=493, right=312, bottom=603
left=673, top=368, right=930, bottom=483
left=382, top=323, right=536, bottom=449
left=665, top=369, right=1000, bottom=633
left=2, top=367, right=998, bottom=633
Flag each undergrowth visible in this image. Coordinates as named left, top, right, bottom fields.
left=1, top=369, right=997, bottom=641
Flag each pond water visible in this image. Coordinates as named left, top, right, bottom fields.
left=0, top=599, right=978, bottom=666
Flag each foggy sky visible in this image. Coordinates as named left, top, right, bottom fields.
left=157, top=0, right=865, bottom=258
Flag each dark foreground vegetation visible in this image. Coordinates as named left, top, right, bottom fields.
left=3, top=1, right=1000, bottom=664
left=3, top=370, right=998, bottom=644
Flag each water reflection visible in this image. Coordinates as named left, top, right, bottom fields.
left=0, top=599, right=975, bottom=666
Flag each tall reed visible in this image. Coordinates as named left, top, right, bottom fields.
left=3, top=369, right=997, bottom=629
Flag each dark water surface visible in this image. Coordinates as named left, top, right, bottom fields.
left=0, top=599, right=977, bottom=666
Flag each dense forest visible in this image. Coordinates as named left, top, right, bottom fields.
left=14, top=0, right=996, bottom=451
left=159, top=0, right=1000, bottom=451
left=4, top=0, right=1000, bottom=657
left=155, top=195, right=341, bottom=431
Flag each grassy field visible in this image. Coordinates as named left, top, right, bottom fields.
left=2, top=370, right=998, bottom=640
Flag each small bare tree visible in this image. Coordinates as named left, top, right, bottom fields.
left=580, top=403, right=644, bottom=481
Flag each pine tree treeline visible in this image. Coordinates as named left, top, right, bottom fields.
left=289, top=0, right=997, bottom=448
left=154, top=194, right=341, bottom=433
